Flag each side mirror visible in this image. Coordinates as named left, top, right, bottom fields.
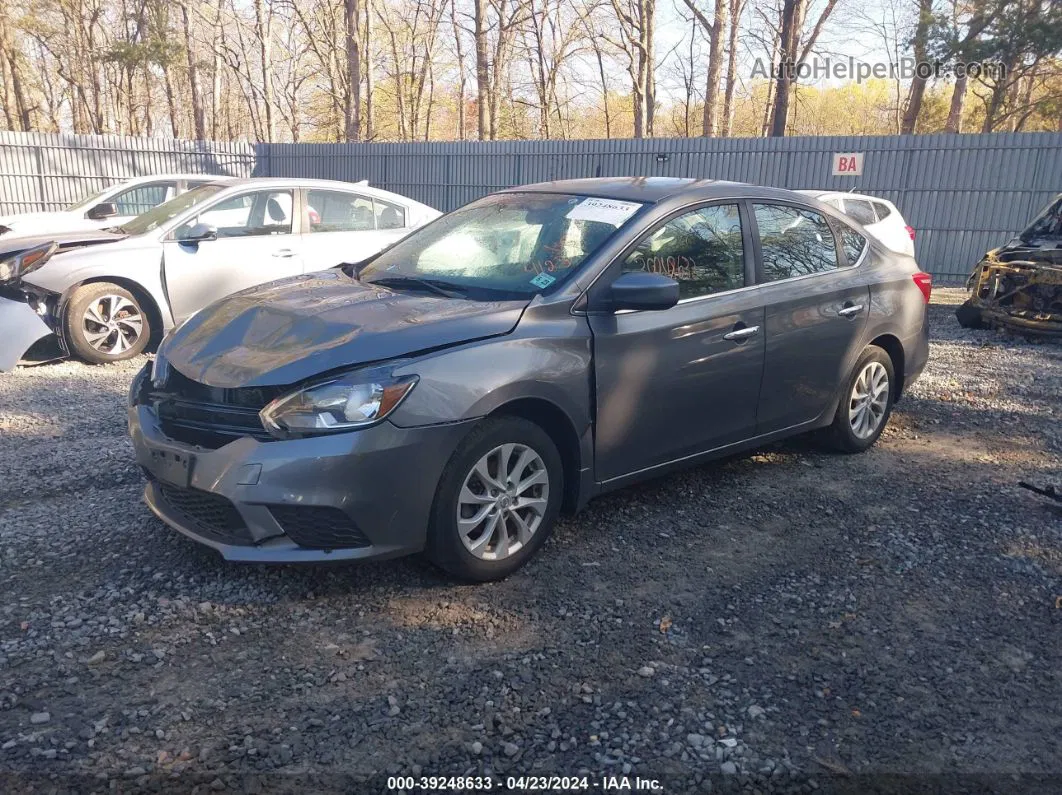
left=87, top=201, right=118, bottom=220
left=178, top=222, right=218, bottom=243
left=601, top=271, right=680, bottom=312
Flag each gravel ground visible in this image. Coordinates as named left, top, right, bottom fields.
left=1, top=288, right=1060, bottom=794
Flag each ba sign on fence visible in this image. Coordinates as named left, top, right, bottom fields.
left=832, top=152, right=864, bottom=176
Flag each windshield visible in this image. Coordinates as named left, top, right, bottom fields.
left=1021, top=195, right=1062, bottom=241
left=66, top=186, right=112, bottom=212
left=360, top=192, right=643, bottom=299
left=118, top=185, right=226, bottom=236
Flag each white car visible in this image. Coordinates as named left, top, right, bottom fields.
left=0, top=177, right=440, bottom=369
left=0, top=174, right=219, bottom=239
left=799, top=191, right=915, bottom=257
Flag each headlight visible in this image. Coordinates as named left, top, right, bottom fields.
left=150, top=348, right=169, bottom=387
left=0, top=241, right=58, bottom=282
left=260, top=370, right=418, bottom=438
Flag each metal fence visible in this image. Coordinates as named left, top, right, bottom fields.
left=0, top=131, right=258, bottom=214
left=4, top=129, right=1061, bottom=282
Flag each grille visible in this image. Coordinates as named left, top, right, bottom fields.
left=155, top=480, right=255, bottom=546
left=269, top=506, right=371, bottom=550
left=149, top=368, right=282, bottom=449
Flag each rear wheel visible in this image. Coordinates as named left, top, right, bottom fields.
left=823, top=346, right=895, bottom=453
left=63, top=282, right=152, bottom=364
left=426, top=416, right=563, bottom=582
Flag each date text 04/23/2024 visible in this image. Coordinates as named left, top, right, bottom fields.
left=385, top=775, right=665, bottom=791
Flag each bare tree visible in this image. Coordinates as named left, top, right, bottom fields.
left=721, top=0, right=746, bottom=136
left=344, top=0, right=361, bottom=140
left=602, top=0, right=655, bottom=137
left=681, top=0, right=726, bottom=135
left=769, top=0, right=840, bottom=136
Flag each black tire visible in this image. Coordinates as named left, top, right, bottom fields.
left=955, top=300, right=987, bottom=329
left=426, top=416, right=563, bottom=582
left=63, top=282, right=152, bottom=364
left=823, top=345, right=895, bottom=453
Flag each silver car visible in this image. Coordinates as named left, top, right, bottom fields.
left=0, top=178, right=439, bottom=369
left=0, top=174, right=216, bottom=238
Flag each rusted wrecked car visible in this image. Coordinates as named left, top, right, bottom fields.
left=956, top=194, right=1062, bottom=338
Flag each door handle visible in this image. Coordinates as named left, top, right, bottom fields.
left=838, top=303, right=865, bottom=317
left=723, top=325, right=760, bottom=341
left=272, top=249, right=296, bottom=258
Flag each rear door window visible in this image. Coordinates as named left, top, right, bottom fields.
left=753, top=203, right=839, bottom=282
left=306, top=189, right=375, bottom=232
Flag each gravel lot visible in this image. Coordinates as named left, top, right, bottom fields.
left=1, top=288, right=1060, bottom=793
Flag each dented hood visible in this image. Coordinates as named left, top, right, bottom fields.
left=163, top=270, right=529, bottom=388
left=0, top=228, right=126, bottom=262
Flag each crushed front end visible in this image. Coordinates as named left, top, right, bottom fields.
left=956, top=248, right=1062, bottom=338
left=0, top=242, right=62, bottom=371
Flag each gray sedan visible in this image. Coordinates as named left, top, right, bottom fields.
left=130, top=177, right=931, bottom=581
left=0, top=178, right=439, bottom=369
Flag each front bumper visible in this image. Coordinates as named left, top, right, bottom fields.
left=0, top=295, right=54, bottom=372
left=129, top=401, right=473, bottom=563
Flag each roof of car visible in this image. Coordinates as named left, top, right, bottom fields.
left=195, top=176, right=424, bottom=203
left=505, top=177, right=813, bottom=205
left=797, top=189, right=895, bottom=206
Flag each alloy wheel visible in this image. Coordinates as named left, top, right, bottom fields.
left=82, top=294, right=143, bottom=355
left=456, top=442, right=550, bottom=561
left=848, top=360, right=889, bottom=439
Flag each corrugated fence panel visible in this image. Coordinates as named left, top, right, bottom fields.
left=2, top=130, right=1061, bottom=282
left=0, top=131, right=257, bottom=213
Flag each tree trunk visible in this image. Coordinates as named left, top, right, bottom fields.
left=945, top=74, right=966, bottom=133
left=364, top=0, right=374, bottom=140
left=343, top=0, right=361, bottom=141
left=644, top=0, right=655, bottom=136
left=211, top=0, right=223, bottom=138
left=473, top=0, right=490, bottom=139
left=163, top=66, right=181, bottom=138
left=721, top=0, right=743, bottom=137
left=253, top=0, right=275, bottom=142
left=450, top=0, right=466, bottom=140
left=702, top=0, right=726, bottom=136
left=900, top=0, right=932, bottom=134
left=592, top=38, right=611, bottom=138
left=180, top=2, right=206, bottom=139
left=770, top=0, right=800, bottom=136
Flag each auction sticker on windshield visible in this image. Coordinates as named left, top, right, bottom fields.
left=566, top=197, right=641, bottom=227
left=530, top=272, right=556, bottom=288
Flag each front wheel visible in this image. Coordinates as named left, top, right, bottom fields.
left=823, top=346, right=895, bottom=453
left=63, top=282, right=152, bottom=364
left=426, top=416, right=563, bottom=582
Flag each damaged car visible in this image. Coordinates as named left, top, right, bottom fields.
left=956, top=193, right=1062, bottom=338
left=130, top=177, right=932, bottom=581
left=0, top=178, right=440, bottom=370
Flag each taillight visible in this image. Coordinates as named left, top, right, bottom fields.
left=912, top=272, right=932, bottom=303
left=905, top=224, right=916, bottom=241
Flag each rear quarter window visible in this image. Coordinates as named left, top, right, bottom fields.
left=873, top=202, right=893, bottom=221
left=839, top=224, right=869, bottom=265
left=844, top=199, right=877, bottom=226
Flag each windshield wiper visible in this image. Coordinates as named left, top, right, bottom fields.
left=366, top=275, right=468, bottom=299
